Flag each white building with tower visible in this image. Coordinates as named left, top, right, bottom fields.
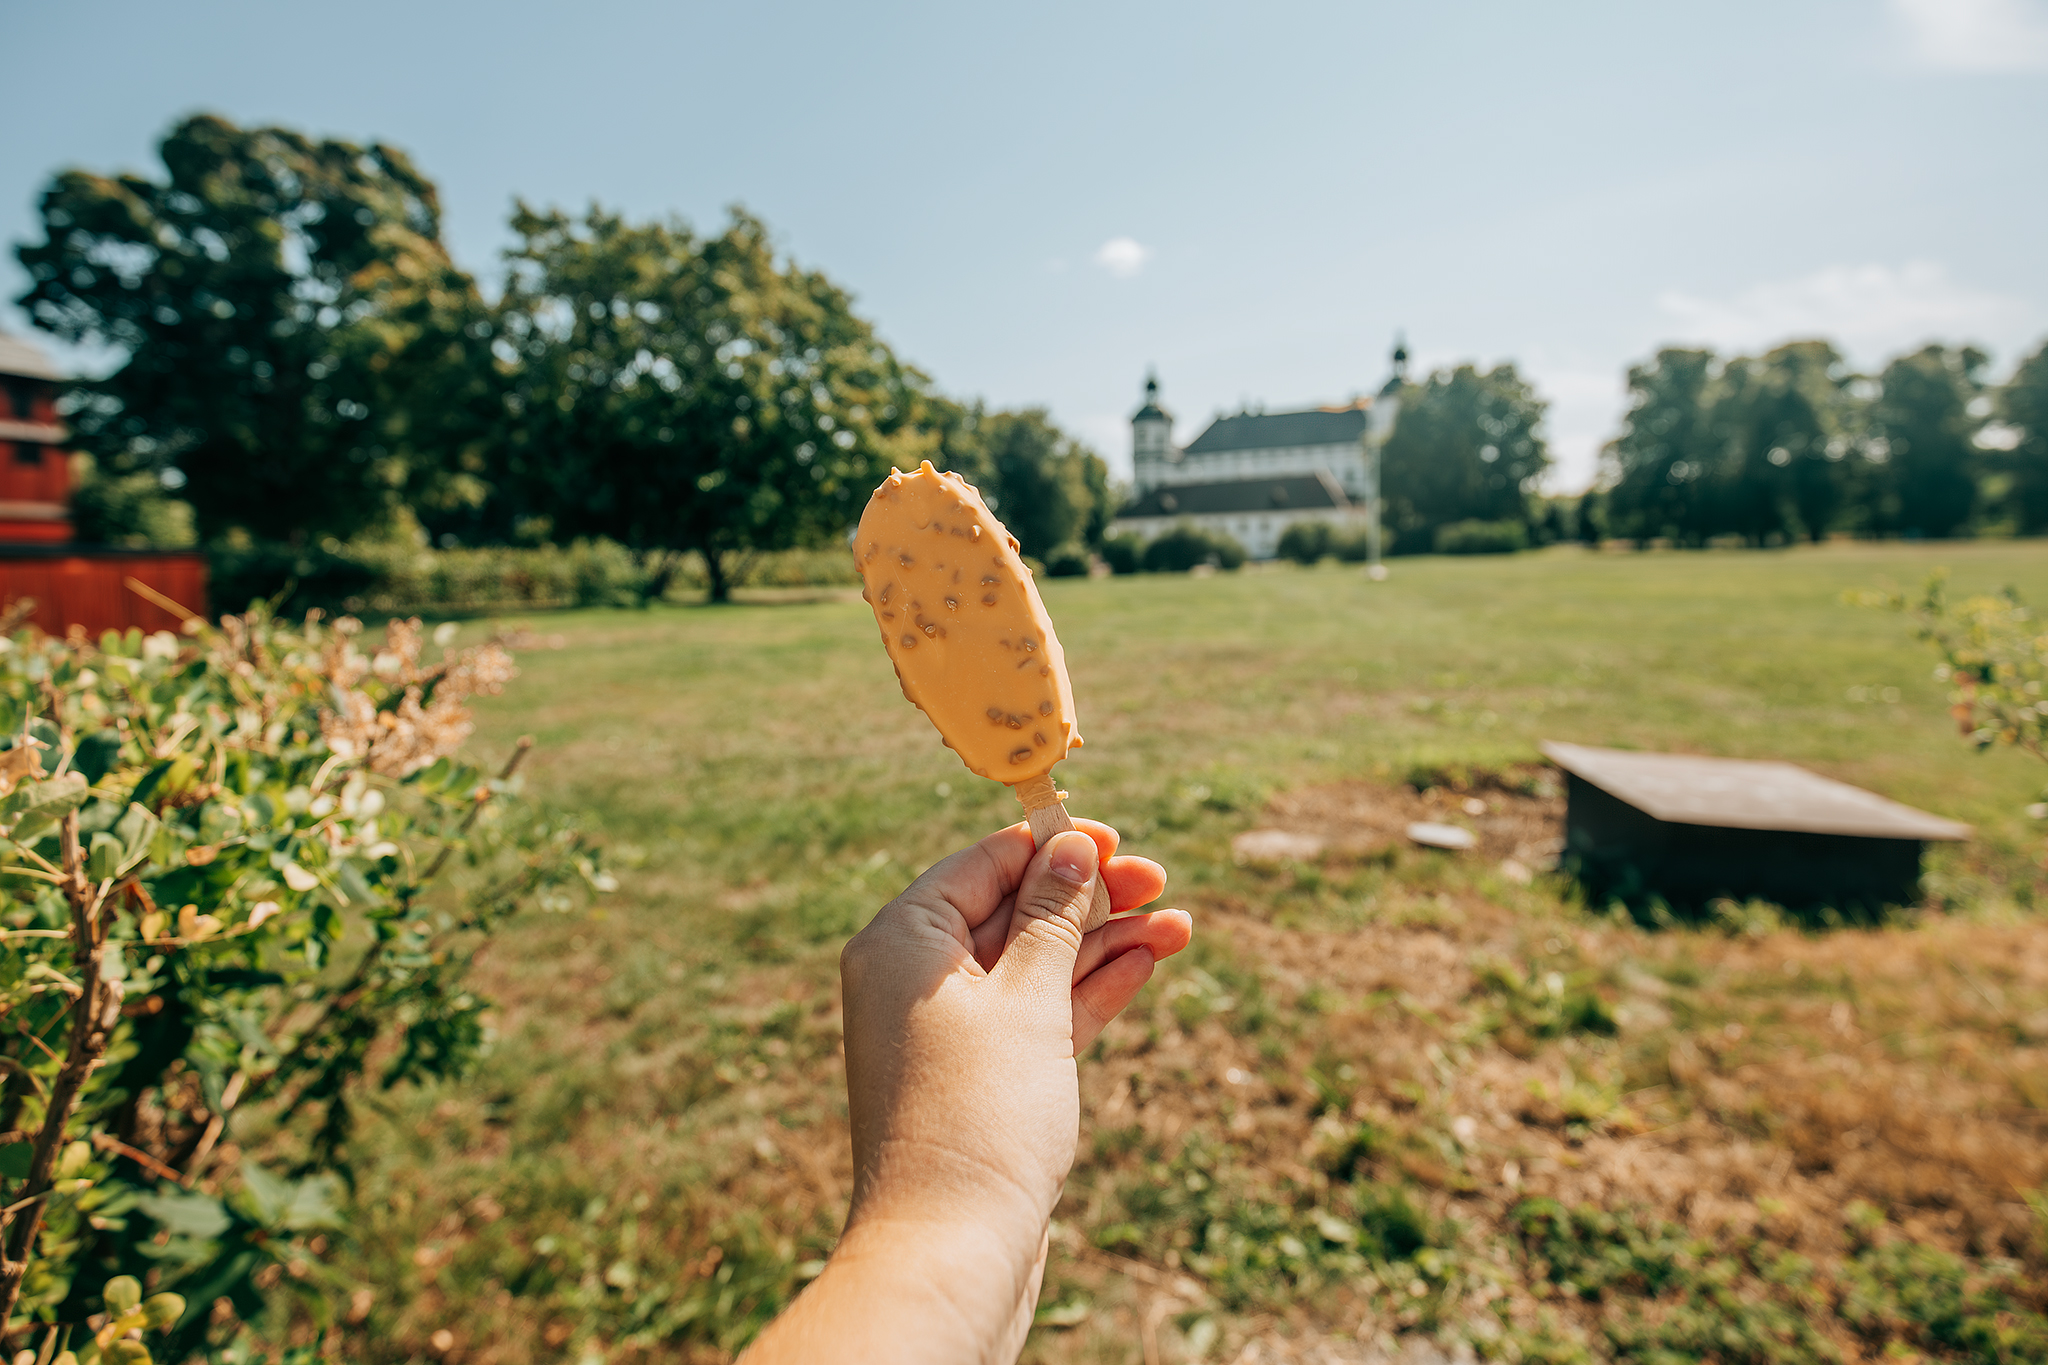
left=1113, top=370, right=1378, bottom=560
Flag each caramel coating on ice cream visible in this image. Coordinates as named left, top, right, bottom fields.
left=856, top=461, right=1082, bottom=782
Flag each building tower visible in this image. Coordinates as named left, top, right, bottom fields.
left=1130, top=370, right=1174, bottom=494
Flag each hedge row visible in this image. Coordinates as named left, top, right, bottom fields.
left=208, top=540, right=862, bottom=616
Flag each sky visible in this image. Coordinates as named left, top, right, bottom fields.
left=2, top=0, right=2045, bottom=492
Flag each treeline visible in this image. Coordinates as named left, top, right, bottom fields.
left=15, top=116, right=1116, bottom=602
left=1591, top=340, right=2048, bottom=545
left=23, top=118, right=2048, bottom=591
left=1347, top=336, right=2048, bottom=557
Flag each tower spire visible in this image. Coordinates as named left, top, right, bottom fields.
left=1131, top=368, right=1173, bottom=493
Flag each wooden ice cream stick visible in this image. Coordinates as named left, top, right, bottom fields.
left=1012, top=771, right=1113, bottom=932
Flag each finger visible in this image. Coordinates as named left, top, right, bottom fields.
left=1070, top=818, right=1122, bottom=862
left=1101, top=855, right=1166, bottom=915
left=989, top=830, right=1099, bottom=1004
left=1071, top=909, right=1192, bottom=986
left=979, top=881, right=1173, bottom=977
left=1071, top=947, right=1156, bottom=1054
left=968, top=896, right=1013, bottom=972
left=897, top=823, right=1036, bottom=931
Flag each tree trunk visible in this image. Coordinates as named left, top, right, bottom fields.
left=637, top=550, right=683, bottom=606
left=702, top=549, right=732, bottom=604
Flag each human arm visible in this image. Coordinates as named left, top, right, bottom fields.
left=742, top=820, right=1190, bottom=1364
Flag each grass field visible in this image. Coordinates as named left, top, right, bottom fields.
left=331, top=542, right=2048, bottom=1364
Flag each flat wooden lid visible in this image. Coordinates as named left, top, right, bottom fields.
left=1540, top=741, right=1971, bottom=842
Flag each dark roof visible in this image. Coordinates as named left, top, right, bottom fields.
left=1183, top=405, right=1369, bottom=455
left=1541, top=741, right=1970, bottom=841
left=0, top=333, right=62, bottom=383
left=1119, top=473, right=1350, bottom=519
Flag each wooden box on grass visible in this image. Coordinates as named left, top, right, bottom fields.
left=1541, top=740, right=1971, bottom=914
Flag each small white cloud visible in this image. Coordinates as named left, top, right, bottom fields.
left=1093, top=236, right=1152, bottom=278
left=1655, top=261, right=2026, bottom=359
left=1890, top=0, right=2048, bottom=71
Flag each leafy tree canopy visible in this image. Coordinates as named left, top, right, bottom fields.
left=14, top=114, right=485, bottom=543
left=925, top=400, right=1115, bottom=558
left=1597, top=340, right=2011, bottom=546
left=1997, top=339, right=2048, bottom=535
left=1695, top=340, right=1859, bottom=545
left=1868, top=344, right=1988, bottom=539
left=1599, top=348, right=1718, bottom=545
left=481, top=205, right=925, bottom=601
left=1380, top=363, right=1550, bottom=553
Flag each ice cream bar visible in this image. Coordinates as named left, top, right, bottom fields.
left=856, top=461, right=1113, bottom=930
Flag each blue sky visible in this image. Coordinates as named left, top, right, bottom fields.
left=3, top=0, right=2044, bottom=491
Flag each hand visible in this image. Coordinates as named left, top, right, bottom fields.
left=744, top=819, right=1191, bottom=1365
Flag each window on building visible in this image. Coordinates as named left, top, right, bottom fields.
left=13, top=443, right=43, bottom=467
left=4, top=381, right=33, bottom=422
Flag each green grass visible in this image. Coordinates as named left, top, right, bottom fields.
left=321, top=542, right=2048, bottom=1363
left=482, top=541, right=2048, bottom=904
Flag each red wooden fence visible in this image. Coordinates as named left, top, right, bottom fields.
left=0, top=552, right=208, bottom=636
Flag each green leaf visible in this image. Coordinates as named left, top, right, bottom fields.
left=238, top=1162, right=343, bottom=1231
left=128, top=759, right=176, bottom=809
left=132, top=1187, right=232, bottom=1240
left=4, top=773, right=90, bottom=832
left=0, top=1142, right=31, bottom=1179
left=87, top=832, right=123, bottom=883
left=115, top=801, right=158, bottom=865
left=335, top=858, right=374, bottom=907
left=73, top=730, right=123, bottom=786
left=103, top=1274, right=142, bottom=1315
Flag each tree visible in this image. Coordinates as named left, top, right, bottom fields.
left=1379, top=363, right=1550, bottom=553
left=1600, top=349, right=1717, bottom=546
left=1996, top=339, right=2048, bottom=535
left=1867, top=344, right=1988, bottom=538
left=14, top=114, right=483, bottom=544
left=1706, top=340, right=1858, bottom=545
left=483, top=205, right=923, bottom=602
left=922, top=399, right=1115, bottom=557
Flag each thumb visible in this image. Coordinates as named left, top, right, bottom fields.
left=991, top=830, right=1098, bottom=1007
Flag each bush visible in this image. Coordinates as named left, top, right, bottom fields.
left=1277, top=521, right=1334, bottom=565
left=1332, top=526, right=1375, bottom=563
left=67, top=456, right=196, bottom=550
left=0, top=611, right=602, bottom=1354
left=209, top=539, right=868, bottom=617
left=1043, top=543, right=1092, bottom=578
left=206, top=538, right=386, bottom=615
left=1143, top=524, right=1247, bottom=573
left=1100, top=533, right=1145, bottom=576
left=1432, top=519, right=1529, bottom=555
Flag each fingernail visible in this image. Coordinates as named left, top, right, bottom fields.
left=1049, top=833, right=1097, bottom=886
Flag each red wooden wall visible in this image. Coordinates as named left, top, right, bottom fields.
left=0, top=553, right=208, bottom=636
left=0, top=372, right=74, bottom=541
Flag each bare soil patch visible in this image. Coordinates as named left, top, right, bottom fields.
left=1235, top=768, right=1565, bottom=875
left=1032, top=773, right=2048, bottom=1361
